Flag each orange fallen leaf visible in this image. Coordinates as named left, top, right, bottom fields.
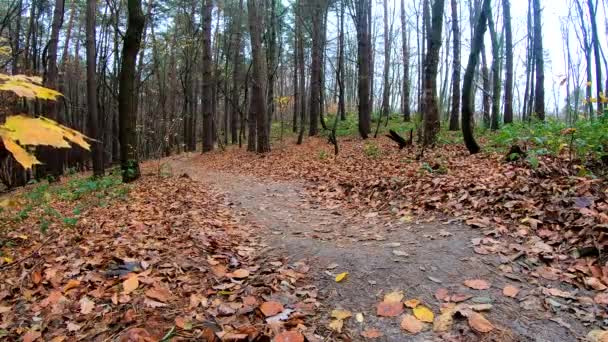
left=401, top=314, right=424, bottom=334
left=275, top=331, right=305, bottom=342
left=79, top=297, right=95, bottom=314
left=62, top=279, right=81, bottom=293
left=376, top=301, right=403, bottom=317
left=464, top=279, right=490, bottom=290
left=468, top=311, right=494, bottom=333
left=503, top=285, right=519, bottom=298
left=145, top=286, right=172, bottom=302
left=23, top=330, right=42, bottom=342
left=361, top=328, right=384, bottom=339
left=260, top=301, right=284, bottom=316
left=384, top=291, right=404, bottom=303
left=404, top=299, right=420, bottom=308
left=230, top=269, right=250, bottom=278
left=123, top=275, right=139, bottom=295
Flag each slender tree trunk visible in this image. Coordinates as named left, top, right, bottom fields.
left=248, top=0, right=270, bottom=152
left=532, top=0, right=545, bottom=120
left=202, top=0, right=214, bottom=152
left=463, top=0, right=491, bottom=154
left=381, top=0, right=391, bottom=129
left=41, top=0, right=66, bottom=181
left=422, top=0, right=445, bottom=146
left=502, top=0, right=514, bottom=123
left=481, top=43, right=491, bottom=127
left=400, top=0, right=411, bottom=122
left=296, top=0, right=306, bottom=145
left=118, top=0, right=145, bottom=182
left=488, top=4, right=500, bottom=130
left=308, top=0, right=322, bottom=136
left=355, top=0, right=371, bottom=139
left=86, top=0, right=103, bottom=176
left=448, top=0, right=460, bottom=130
left=338, top=0, right=346, bottom=121
left=587, top=0, right=604, bottom=115
left=231, top=0, right=243, bottom=143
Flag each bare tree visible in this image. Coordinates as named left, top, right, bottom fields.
left=86, top=0, right=103, bottom=176
left=503, top=0, right=514, bottom=123
left=533, top=0, right=545, bottom=120
left=448, top=0, right=460, bottom=130
left=202, top=0, right=214, bottom=152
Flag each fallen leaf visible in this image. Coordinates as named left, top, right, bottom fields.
left=122, top=275, right=139, bottom=295
left=335, top=272, right=348, bottom=282
left=275, top=331, right=305, bottom=342
left=435, top=288, right=449, bottom=301
left=175, top=317, right=193, bottom=330
left=595, top=293, right=608, bottom=305
left=328, top=319, right=343, bottom=332
left=260, top=301, right=284, bottom=317
left=23, top=331, right=41, bottom=342
left=145, top=286, right=172, bottom=302
left=361, top=328, right=383, bottom=339
left=468, top=311, right=494, bottom=333
left=404, top=299, right=420, bottom=308
left=413, top=305, right=434, bottom=323
left=584, top=277, right=608, bottom=291
left=63, top=279, right=80, bottom=293
left=376, top=301, right=403, bottom=317
left=503, top=285, right=519, bottom=298
left=401, top=314, right=424, bottom=334
left=384, top=291, right=404, bottom=303
left=67, top=322, right=82, bottom=332
left=433, top=308, right=455, bottom=332
left=79, top=297, right=95, bottom=314
left=464, top=279, right=490, bottom=290
left=230, top=269, right=250, bottom=278
left=331, top=309, right=352, bottom=320
left=144, top=298, right=167, bottom=308
left=587, top=329, right=608, bottom=342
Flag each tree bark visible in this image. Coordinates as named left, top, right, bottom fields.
left=422, top=0, right=445, bottom=146
left=355, top=0, right=371, bottom=139
left=448, top=0, right=460, bottom=130
left=488, top=4, right=500, bottom=130
left=400, top=0, right=411, bottom=122
left=532, top=0, right=545, bottom=120
left=462, top=0, right=491, bottom=154
left=86, top=0, right=103, bottom=177
left=587, top=0, right=604, bottom=115
left=248, top=0, right=270, bottom=152
left=502, top=0, right=514, bottom=123
left=338, top=0, right=346, bottom=121
left=231, top=0, right=243, bottom=143
left=118, top=0, right=145, bottom=182
left=308, top=0, right=323, bottom=136
left=202, top=0, right=214, bottom=152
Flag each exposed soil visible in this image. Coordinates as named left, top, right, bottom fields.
left=169, top=154, right=587, bottom=341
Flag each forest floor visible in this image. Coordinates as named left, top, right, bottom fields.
left=2, top=136, right=608, bottom=341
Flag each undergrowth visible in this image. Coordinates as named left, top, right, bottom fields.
left=0, top=170, right=128, bottom=234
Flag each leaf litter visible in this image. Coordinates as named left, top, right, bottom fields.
left=0, top=171, right=321, bottom=340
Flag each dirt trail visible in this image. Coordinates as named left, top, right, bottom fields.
left=170, top=155, right=584, bottom=341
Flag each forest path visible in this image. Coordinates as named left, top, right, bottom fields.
left=168, top=154, right=583, bottom=342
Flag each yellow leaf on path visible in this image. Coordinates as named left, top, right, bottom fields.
left=384, top=291, right=404, bottom=303
left=335, top=272, right=348, bottom=282
left=331, top=309, right=352, bottom=320
left=404, top=299, right=420, bottom=308
left=123, top=275, right=139, bottom=295
left=401, top=314, right=424, bottom=334
left=433, top=308, right=455, bottom=332
left=328, top=319, right=344, bottom=332
left=413, top=305, right=434, bottom=323
left=1, top=137, right=40, bottom=169
left=2, top=256, right=13, bottom=264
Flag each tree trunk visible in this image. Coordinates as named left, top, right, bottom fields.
left=532, top=0, right=545, bottom=120
left=248, top=0, right=270, bottom=152
left=338, top=0, right=346, bottom=121
left=41, top=0, right=65, bottom=181
left=400, top=0, right=411, bottom=122
left=448, top=0, right=460, bottom=130
left=502, top=0, right=514, bottom=123
left=296, top=0, right=306, bottom=145
left=118, top=0, right=145, bottom=182
left=422, top=0, right=445, bottom=146
left=381, top=0, right=391, bottom=128
left=231, top=0, right=243, bottom=143
left=202, top=0, right=214, bottom=152
left=462, top=0, right=491, bottom=154
left=86, top=0, right=103, bottom=177
left=308, top=0, right=322, bottom=136
left=355, top=0, right=371, bottom=139
left=488, top=4, right=500, bottom=130
left=587, top=0, right=604, bottom=115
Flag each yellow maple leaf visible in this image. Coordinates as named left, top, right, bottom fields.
left=0, top=73, right=62, bottom=100
left=413, top=305, right=434, bottom=323
left=1, top=136, right=40, bottom=169
left=331, top=309, right=352, bottom=320
left=335, top=272, right=348, bottom=282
